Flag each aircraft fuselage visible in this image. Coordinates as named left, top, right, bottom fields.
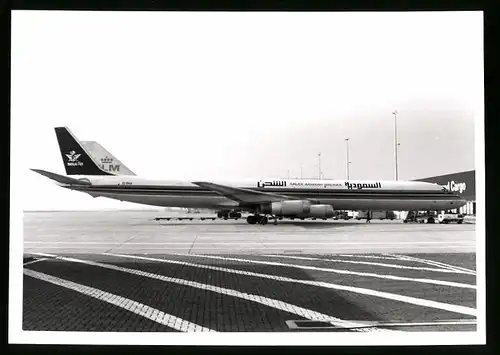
left=61, top=175, right=466, bottom=212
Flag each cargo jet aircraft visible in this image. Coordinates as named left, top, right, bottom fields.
left=31, top=127, right=467, bottom=225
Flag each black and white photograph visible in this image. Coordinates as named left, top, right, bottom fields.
left=9, top=10, right=485, bottom=346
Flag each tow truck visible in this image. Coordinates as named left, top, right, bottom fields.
left=404, top=211, right=464, bottom=224
left=437, top=212, right=464, bottom=224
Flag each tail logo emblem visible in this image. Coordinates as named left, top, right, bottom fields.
left=100, top=156, right=121, bottom=172
left=65, top=151, right=83, bottom=166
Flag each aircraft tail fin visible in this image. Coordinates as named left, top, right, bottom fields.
left=54, top=127, right=112, bottom=176
left=80, top=141, right=136, bottom=176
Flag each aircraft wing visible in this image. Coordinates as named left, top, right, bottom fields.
left=31, top=169, right=92, bottom=186
left=192, top=181, right=297, bottom=204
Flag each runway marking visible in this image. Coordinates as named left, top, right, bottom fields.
left=172, top=253, right=476, bottom=290
left=395, top=255, right=470, bottom=273
left=24, top=241, right=474, bottom=245
left=403, top=255, right=476, bottom=275
left=23, top=268, right=214, bottom=332
left=23, top=258, right=48, bottom=266
left=22, top=245, right=476, bottom=250
left=23, top=246, right=476, bottom=254
left=338, top=254, right=407, bottom=260
left=101, top=253, right=477, bottom=317
left=146, top=229, right=474, bottom=234
left=384, top=254, right=476, bottom=275
left=261, top=254, right=469, bottom=274
left=30, top=252, right=392, bottom=333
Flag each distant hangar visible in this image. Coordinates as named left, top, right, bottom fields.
left=415, top=170, right=475, bottom=215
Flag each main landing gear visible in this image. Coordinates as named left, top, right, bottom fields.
left=246, top=215, right=278, bottom=225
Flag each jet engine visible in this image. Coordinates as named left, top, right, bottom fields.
left=307, top=204, right=334, bottom=218
left=260, top=200, right=312, bottom=216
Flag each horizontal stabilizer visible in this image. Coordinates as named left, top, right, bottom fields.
left=31, top=169, right=92, bottom=186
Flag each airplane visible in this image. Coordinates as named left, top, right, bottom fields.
left=31, top=127, right=467, bottom=225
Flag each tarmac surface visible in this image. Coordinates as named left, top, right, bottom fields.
left=22, top=210, right=478, bottom=333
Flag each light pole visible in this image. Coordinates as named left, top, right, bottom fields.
left=345, top=138, right=350, bottom=180
left=397, top=142, right=401, bottom=178
left=318, top=153, right=322, bottom=179
left=392, top=110, right=399, bottom=181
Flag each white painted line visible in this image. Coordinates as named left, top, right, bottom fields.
left=24, top=242, right=195, bottom=245
left=23, top=258, right=48, bottom=266
left=25, top=246, right=124, bottom=249
left=30, top=252, right=393, bottom=333
left=392, top=255, right=465, bottom=273
left=103, top=253, right=477, bottom=317
left=24, top=241, right=474, bottom=245
left=338, top=254, right=402, bottom=260
left=23, top=268, right=214, bottom=332
left=172, top=253, right=476, bottom=290
left=404, top=255, right=476, bottom=275
left=23, top=246, right=475, bottom=250
left=385, top=254, right=476, bottom=275
left=337, top=254, right=476, bottom=274
left=262, top=254, right=468, bottom=274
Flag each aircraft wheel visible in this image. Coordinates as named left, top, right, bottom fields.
left=229, top=211, right=241, bottom=218
left=246, top=215, right=257, bottom=224
left=259, top=216, right=268, bottom=225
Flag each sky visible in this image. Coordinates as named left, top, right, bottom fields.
left=11, top=11, right=483, bottom=210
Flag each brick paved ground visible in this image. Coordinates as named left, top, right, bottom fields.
left=23, top=252, right=477, bottom=332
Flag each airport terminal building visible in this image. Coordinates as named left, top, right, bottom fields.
left=415, top=170, right=476, bottom=215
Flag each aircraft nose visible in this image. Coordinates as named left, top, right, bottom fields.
left=453, top=199, right=468, bottom=208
